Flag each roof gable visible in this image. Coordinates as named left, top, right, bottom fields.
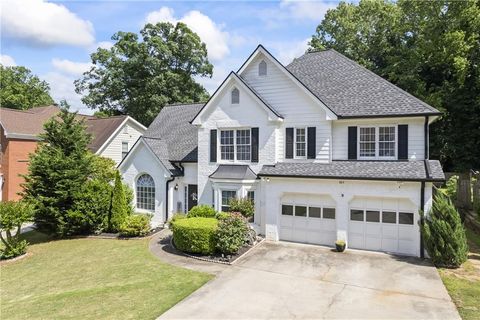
left=191, top=71, right=284, bottom=125
left=237, top=45, right=338, bottom=120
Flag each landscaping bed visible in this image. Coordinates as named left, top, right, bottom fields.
left=172, top=234, right=264, bottom=264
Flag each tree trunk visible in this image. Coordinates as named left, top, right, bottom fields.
left=456, top=172, right=472, bottom=210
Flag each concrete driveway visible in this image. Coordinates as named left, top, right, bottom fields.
left=160, top=241, right=460, bottom=319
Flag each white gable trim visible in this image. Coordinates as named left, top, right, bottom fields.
left=117, top=137, right=171, bottom=177
left=95, top=116, right=147, bottom=155
left=191, top=71, right=284, bottom=125
left=237, top=45, right=338, bottom=120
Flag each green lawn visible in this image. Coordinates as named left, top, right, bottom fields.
left=439, top=227, right=480, bottom=320
left=0, top=231, right=212, bottom=320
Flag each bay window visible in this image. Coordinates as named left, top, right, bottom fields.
left=221, top=190, right=237, bottom=212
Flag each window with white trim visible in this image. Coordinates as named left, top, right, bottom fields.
left=247, top=190, right=255, bottom=205
left=231, top=87, right=240, bottom=104
left=221, top=190, right=237, bottom=212
left=122, top=141, right=129, bottom=159
left=220, top=129, right=251, bottom=161
left=379, top=126, right=396, bottom=157
left=136, top=174, right=155, bottom=211
left=295, top=128, right=306, bottom=158
left=359, top=126, right=396, bottom=159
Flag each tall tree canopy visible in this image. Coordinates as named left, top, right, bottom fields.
left=0, top=65, right=54, bottom=110
left=75, top=22, right=213, bottom=125
left=310, top=0, right=480, bottom=171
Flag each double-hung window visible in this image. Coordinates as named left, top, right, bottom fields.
left=221, top=190, right=237, bottom=212
left=359, top=126, right=396, bottom=159
left=295, top=128, right=306, bottom=158
left=220, top=129, right=251, bottom=161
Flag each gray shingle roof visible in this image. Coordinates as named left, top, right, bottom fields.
left=258, top=160, right=445, bottom=182
left=286, top=49, right=441, bottom=118
left=209, top=165, right=258, bottom=180
left=145, top=103, right=204, bottom=162
left=142, top=137, right=181, bottom=175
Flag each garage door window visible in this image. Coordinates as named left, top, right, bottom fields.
left=350, top=209, right=364, bottom=221
left=399, top=212, right=414, bottom=225
left=382, top=211, right=397, bottom=223
left=282, top=205, right=294, bottom=216
left=295, top=206, right=307, bottom=217
left=309, top=207, right=321, bottom=218
left=323, top=208, right=336, bottom=219
left=366, top=210, right=380, bottom=222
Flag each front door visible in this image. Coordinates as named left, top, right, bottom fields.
left=187, top=184, right=198, bottom=211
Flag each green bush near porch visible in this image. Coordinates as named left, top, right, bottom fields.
left=171, top=217, right=218, bottom=254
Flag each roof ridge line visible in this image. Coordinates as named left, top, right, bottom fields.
left=329, top=50, right=439, bottom=113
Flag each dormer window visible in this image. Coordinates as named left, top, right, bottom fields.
left=231, top=87, right=240, bottom=104
left=259, top=60, right=267, bottom=76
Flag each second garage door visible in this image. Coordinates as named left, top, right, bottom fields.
left=279, top=194, right=336, bottom=246
left=348, top=197, right=419, bottom=256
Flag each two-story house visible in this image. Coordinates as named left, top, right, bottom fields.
left=0, top=105, right=146, bottom=201
left=119, top=45, right=445, bottom=257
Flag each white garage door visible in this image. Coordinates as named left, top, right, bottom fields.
left=348, top=197, right=418, bottom=256
left=279, top=194, right=336, bottom=246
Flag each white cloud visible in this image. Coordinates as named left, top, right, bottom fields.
left=52, top=58, right=91, bottom=76
left=145, top=7, right=229, bottom=61
left=271, top=38, right=310, bottom=65
left=0, top=54, right=16, bottom=66
left=280, top=0, right=337, bottom=21
left=1, top=0, right=95, bottom=47
left=42, top=71, right=92, bottom=114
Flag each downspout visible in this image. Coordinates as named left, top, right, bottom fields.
left=165, top=176, right=175, bottom=222
left=424, top=116, right=429, bottom=159
left=420, top=181, right=425, bottom=259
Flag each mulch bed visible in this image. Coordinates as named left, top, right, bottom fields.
left=171, top=236, right=265, bottom=265
left=82, top=227, right=164, bottom=240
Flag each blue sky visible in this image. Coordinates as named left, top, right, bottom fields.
left=1, top=0, right=341, bottom=114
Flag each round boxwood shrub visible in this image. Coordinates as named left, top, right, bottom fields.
left=187, top=205, right=217, bottom=218
left=171, top=217, right=218, bottom=254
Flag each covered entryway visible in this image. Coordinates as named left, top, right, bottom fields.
left=348, top=197, right=419, bottom=256
left=279, top=193, right=336, bottom=246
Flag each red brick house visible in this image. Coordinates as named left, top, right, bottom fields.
left=0, top=105, right=146, bottom=201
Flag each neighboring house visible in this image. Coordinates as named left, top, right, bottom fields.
left=0, top=105, right=146, bottom=201
left=119, top=45, right=445, bottom=257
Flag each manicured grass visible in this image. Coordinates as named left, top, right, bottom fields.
left=0, top=231, right=212, bottom=320
left=439, top=227, right=480, bottom=320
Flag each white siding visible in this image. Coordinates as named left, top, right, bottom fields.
left=197, top=79, right=277, bottom=206
left=97, top=119, right=145, bottom=165
left=120, top=142, right=169, bottom=226
left=240, top=53, right=332, bottom=162
left=332, top=117, right=425, bottom=160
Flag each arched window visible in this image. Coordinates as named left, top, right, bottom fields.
left=136, top=174, right=155, bottom=211
left=259, top=60, right=267, bottom=76
left=231, top=87, right=240, bottom=104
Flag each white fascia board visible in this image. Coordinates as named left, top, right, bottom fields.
left=238, top=45, right=338, bottom=121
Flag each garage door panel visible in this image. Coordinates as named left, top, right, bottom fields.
left=381, top=225, right=397, bottom=239
left=365, top=237, right=382, bottom=250
left=365, top=223, right=381, bottom=235
left=398, top=227, right=415, bottom=240
left=382, top=238, right=398, bottom=252
left=348, top=234, right=364, bottom=249
left=399, top=240, right=416, bottom=255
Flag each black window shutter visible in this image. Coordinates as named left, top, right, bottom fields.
left=251, top=128, right=259, bottom=162
left=307, top=127, right=316, bottom=159
left=398, top=125, right=408, bottom=160
left=210, top=129, right=217, bottom=162
left=285, top=127, right=294, bottom=159
left=348, top=126, right=357, bottom=160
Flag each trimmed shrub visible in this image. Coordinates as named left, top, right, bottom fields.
left=107, top=171, right=129, bottom=232
left=216, top=211, right=231, bottom=220
left=228, top=198, right=254, bottom=218
left=215, top=213, right=249, bottom=255
left=0, top=201, right=34, bottom=259
left=119, top=214, right=151, bottom=237
left=170, top=213, right=186, bottom=224
left=187, top=205, right=217, bottom=218
left=171, top=217, right=218, bottom=254
left=421, top=192, right=468, bottom=268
